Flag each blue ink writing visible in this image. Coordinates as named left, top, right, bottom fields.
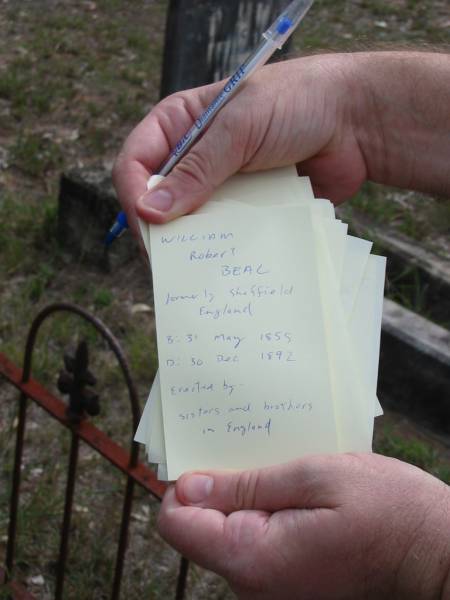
left=204, top=289, right=215, bottom=303
left=217, top=354, right=239, bottom=363
left=260, top=351, right=296, bottom=362
left=229, top=284, right=294, bottom=298
left=171, top=381, right=214, bottom=395
left=199, top=302, right=253, bottom=320
left=223, top=380, right=240, bottom=396
left=228, top=402, right=251, bottom=413
left=264, top=400, right=312, bottom=412
left=190, top=247, right=236, bottom=261
left=221, top=264, right=270, bottom=277
left=213, top=333, right=245, bottom=349
left=178, top=407, right=220, bottom=421
left=166, top=334, right=198, bottom=344
left=260, top=331, right=292, bottom=343
left=226, top=418, right=272, bottom=437
left=165, top=292, right=199, bottom=305
left=161, top=232, right=233, bottom=245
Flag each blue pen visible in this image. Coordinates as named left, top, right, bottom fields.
left=105, top=0, right=314, bottom=245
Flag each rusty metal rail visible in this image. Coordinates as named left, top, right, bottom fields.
left=0, top=303, right=188, bottom=599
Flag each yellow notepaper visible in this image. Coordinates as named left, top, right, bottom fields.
left=150, top=207, right=339, bottom=479
left=135, top=168, right=386, bottom=477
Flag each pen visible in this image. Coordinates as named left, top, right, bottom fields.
left=105, top=0, right=314, bottom=245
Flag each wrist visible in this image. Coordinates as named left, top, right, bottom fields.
left=395, top=480, right=450, bottom=599
left=443, top=563, right=450, bottom=600
left=347, top=51, right=450, bottom=197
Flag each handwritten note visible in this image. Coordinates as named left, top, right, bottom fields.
left=135, top=168, right=386, bottom=480
left=150, top=208, right=341, bottom=479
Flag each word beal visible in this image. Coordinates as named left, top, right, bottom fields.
left=221, top=264, right=270, bottom=277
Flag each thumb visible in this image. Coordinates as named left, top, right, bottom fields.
left=135, top=113, right=248, bottom=224
left=175, top=455, right=349, bottom=514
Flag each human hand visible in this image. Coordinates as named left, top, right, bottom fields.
left=157, top=453, right=450, bottom=599
left=113, top=51, right=450, bottom=233
left=113, top=53, right=367, bottom=232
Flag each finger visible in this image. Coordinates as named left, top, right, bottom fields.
left=175, top=455, right=365, bottom=513
left=113, top=83, right=224, bottom=223
left=112, top=85, right=218, bottom=237
left=135, top=103, right=249, bottom=224
left=157, top=486, right=270, bottom=576
left=134, top=61, right=305, bottom=224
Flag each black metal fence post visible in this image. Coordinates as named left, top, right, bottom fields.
left=55, top=433, right=80, bottom=600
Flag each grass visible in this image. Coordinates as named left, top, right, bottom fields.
left=114, top=92, right=147, bottom=123
left=0, top=193, right=59, bottom=277
left=339, top=182, right=450, bottom=327
left=0, top=399, right=229, bottom=598
left=375, top=427, right=450, bottom=484
left=11, top=134, right=64, bottom=178
left=93, top=288, right=114, bottom=309
left=343, top=182, right=449, bottom=244
left=291, top=0, right=449, bottom=53
left=0, top=409, right=173, bottom=599
left=385, top=265, right=429, bottom=316
left=26, top=265, right=56, bottom=303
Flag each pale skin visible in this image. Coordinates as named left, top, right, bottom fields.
left=113, top=51, right=450, bottom=598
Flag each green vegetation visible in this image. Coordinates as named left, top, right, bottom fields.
left=375, top=428, right=450, bottom=484
left=93, top=288, right=114, bottom=309
left=292, top=0, right=449, bottom=53
left=11, top=134, right=64, bottom=178
left=0, top=194, right=58, bottom=275
left=340, top=182, right=450, bottom=327
left=343, top=182, right=450, bottom=244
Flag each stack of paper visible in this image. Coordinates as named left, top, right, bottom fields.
left=135, top=166, right=386, bottom=481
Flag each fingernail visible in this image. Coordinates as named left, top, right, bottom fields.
left=141, top=188, right=174, bottom=212
left=182, top=474, right=213, bottom=504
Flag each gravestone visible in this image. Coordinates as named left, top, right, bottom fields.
left=55, top=1, right=450, bottom=433
left=160, top=0, right=292, bottom=97
left=57, top=166, right=138, bottom=271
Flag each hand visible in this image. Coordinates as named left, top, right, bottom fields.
left=157, top=453, right=450, bottom=599
left=113, top=53, right=366, bottom=232
left=113, top=51, right=450, bottom=232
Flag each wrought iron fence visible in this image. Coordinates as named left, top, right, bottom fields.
left=0, top=303, right=188, bottom=600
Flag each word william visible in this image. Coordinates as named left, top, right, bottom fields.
left=160, top=232, right=233, bottom=244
